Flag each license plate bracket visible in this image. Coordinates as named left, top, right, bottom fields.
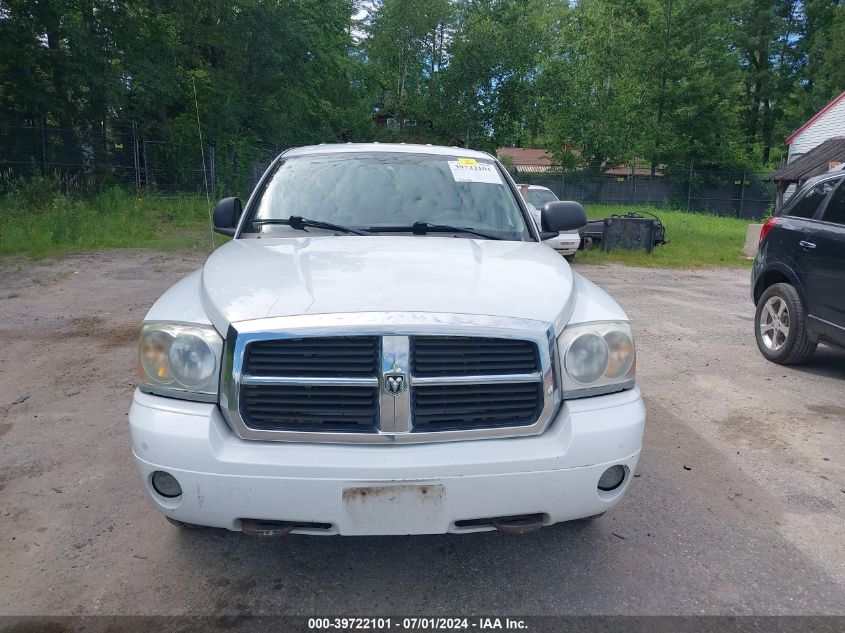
left=341, top=484, right=445, bottom=535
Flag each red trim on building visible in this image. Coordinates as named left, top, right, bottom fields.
left=786, top=91, right=845, bottom=145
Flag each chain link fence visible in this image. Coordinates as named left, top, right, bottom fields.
left=1, top=125, right=776, bottom=218
left=0, top=124, right=140, bottom=191
left=509, top=166, right=775, bottom=219
left=0, top=124, right=276, bottom=199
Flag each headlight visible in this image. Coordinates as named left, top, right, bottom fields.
left=558, top=321, right=635, bottom=398
left=564, top=333, right=609, bottom=384
left=137, top=322, right=223, bottom=401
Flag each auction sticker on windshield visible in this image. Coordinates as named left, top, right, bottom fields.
left=448, top=159, right=502, bottom=184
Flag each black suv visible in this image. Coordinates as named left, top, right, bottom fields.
left=752, top=169, right=845, bottom=364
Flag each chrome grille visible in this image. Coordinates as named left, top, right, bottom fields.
left=241, top=384, right=379, bottom=432
left=221, top=313, right=560, bottom=443
left=409, top=335, right=542, bottom=431
left=411, top=336, right=539, bottom=376
left=412, top=383, right=543, bottom=431
left=239, top=336, right=380, bottom=432
left=244, top=336, right=379, bottom=377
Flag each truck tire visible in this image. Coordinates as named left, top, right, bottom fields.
left=754, top=282, right=816, bottom=365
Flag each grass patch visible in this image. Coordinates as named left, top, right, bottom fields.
left=0, top=187, right=225, bottom=259
left=576, top=204, right=753, bottom=268
left=0, top=185, right=753, bottom=269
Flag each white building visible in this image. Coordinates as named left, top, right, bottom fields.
left=787, top=91, right=845, bottom=163
left=768, top=91, right=845, bottom=208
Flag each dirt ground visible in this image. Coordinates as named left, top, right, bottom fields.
left=0, top=249, right=843, bottom=615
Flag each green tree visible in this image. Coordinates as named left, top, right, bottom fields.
left=363, top=0, right=452, bottom=133
left=0, top=1, right=368, bottom=151
left=1, top=0, right=842, bottom=180
left=805, top=1, right=845, bottom=109
left=433, top=0, right=552, bottom=150
left=0, top=0, right=127, bottom=155
left=732, top=0, right=807, bottom=164
left=640, top=0, right=746, bottom=172
left=538, top=0, right=650, bottom=171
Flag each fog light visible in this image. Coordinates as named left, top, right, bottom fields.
left=598, top=465, right=626, bottom=491
left=151, top=471, right=182, bottom=498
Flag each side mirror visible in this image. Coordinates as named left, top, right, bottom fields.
left=213, top=197, right=243, bottom=237
left=541, top=200, right=587, bottom=232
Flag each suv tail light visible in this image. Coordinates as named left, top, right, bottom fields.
left=759, top=217, right=781, bottom=245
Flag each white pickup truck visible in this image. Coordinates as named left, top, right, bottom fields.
left=130, top=143, right=645, bottom=536
left=520, top=184, right=582, bottom=260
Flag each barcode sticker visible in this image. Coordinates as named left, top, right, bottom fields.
left=447, top=160, right=502, bottom=184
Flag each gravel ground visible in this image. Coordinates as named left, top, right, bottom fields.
left=0, top=250, right=843, bottom=616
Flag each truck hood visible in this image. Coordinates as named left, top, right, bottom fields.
left=199, top=236, right=575, bottom=333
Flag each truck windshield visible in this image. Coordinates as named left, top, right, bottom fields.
left=527, top=189, right=558, bottom=208
left=246, top=152, right=532, bottom=240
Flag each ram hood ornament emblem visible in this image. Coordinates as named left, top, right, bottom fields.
left=383, top=368, right=407, bottom=397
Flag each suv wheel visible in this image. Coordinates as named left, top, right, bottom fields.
left=755, top=283, right=816, bottom=364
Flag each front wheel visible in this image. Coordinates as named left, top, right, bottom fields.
left=754, top=282, right=816, bottom=365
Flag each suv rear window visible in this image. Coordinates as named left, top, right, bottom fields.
left=787, top=180, right=837, bottom=219
left=821, top=180, right=845, bottom=225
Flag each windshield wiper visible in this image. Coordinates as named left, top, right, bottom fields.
left=252, top=216, right=372, bottom=236
left=368, top=221, right=503, bottom=241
